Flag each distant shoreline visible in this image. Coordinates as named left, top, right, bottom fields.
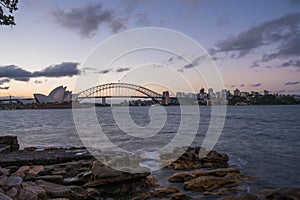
left=0, top=103, right=300, bottom=111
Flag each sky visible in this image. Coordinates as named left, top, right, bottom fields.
left=0, top=0, right=300, bottom=97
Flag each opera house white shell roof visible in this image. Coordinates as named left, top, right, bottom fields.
left=34, top=86, right=73, bottom=104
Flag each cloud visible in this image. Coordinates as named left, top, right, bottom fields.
left=261, top=32, right=300, bottom=62
left=0, top=65, right=32, bottom=81
left=284, top=81, right=299, bottom=86
left=0, top=86, right=9, bottom=90
left=213, top=13, right=300, bottom=64
left=98, top=69, right=111, bottom=74
left=116, top=67, right=130, bottom=73
left=34, top=80, right=42, bottom=84
left=52, top=4, right=127, bottom=37
left=287, top=88, right=300, bottom=94
left=32, top=62, right=80, bottom=77
left=250, top=83, right=262, bottom=87
left=82, top=67, right=97, bottom=71
left=0, top=78, right=10, bottom=85
left=250, top=60, right=260, bottom=68
left=0, top=62, right=80, bottom=82
left=280, top=59, right=300, bottom=68
left=135, top=13, right=151, bottom=26
left=109, top=18, right=127, bottom=33
left=183, top=56, right=206, bottom=69
left=277, top=89, right=286, bottom=93
left=217, top=13, right=229, bottom=26
left=0, top=78, right=10, bottom=90
left=81, top=67, right=97, bottom=75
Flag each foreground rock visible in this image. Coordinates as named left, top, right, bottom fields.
left=169, top=167, right=240, bottom=182
left=0, top=148, right=158, bottom=199
left=184, top=173, right=241, bottom=192
left=0, top=144, right=299, bottom=199
left=168, top=167, right=243, bottom=193
left=0, top=148, right=92, bottom=167
left=0, top=136, right=19, bottom=154
left=161, top=147, right=229, bottom=170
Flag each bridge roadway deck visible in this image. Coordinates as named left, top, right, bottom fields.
left=77, top=96, right=163, bottom=99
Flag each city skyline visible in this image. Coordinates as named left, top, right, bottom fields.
left=0, top=0, right=300, bottom=97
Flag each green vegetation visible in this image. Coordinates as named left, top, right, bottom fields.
left=228, top=94, right=300, bottom=105
left=0, top=0, right=18, bottom=26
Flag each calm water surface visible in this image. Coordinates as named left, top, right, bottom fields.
left=0, top=105, right=299, bottom=192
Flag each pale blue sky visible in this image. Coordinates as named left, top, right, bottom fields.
left=0, top=0, right=299, bottom=97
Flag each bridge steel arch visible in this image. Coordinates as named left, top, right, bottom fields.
left=76, top=83, right=162, bottom=101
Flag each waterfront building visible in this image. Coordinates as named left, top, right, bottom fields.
left=200, top=88, right=205, bottom=95
left=240, top=92, right=249, bottom=97
left=264, top=90, right=269, bottom=95
left=221, top=89, right=227, bottom=99
left=186, top=93, right=197, bottom=99
left=34, top=86, right=74, bottom=104
left=162, top=91, right=170, bottom=105
left=176, top=92, right=185, bottom=98
left=234, top=88, right=241, bottom=96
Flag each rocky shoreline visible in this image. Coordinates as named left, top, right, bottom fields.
left=0, top=137, right=299, bottom=199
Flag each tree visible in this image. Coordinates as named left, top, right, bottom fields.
left=0, top=0, right=18, bottom=26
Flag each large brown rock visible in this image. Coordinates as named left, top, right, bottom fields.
left=163, top=147, right=229, bottom=170
left=169, top=168, right=240, bottom=182
left=12, top=165, right=30, bottom=178
left=28, top=165, right=44, bottom=175
left=184, top=173, right=240, bottom=192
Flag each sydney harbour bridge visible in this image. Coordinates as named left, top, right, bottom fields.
left=76, top=83, right=165, bottom=104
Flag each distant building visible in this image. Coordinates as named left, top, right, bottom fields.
left=176, top=92, right=185, bottom=98
left=264, top=90, right=269, bottom=95
left=221, top=89, right=227, bottom=99
left=251, top=91, right=259, bottom=97
left=162, top=91, right=170, bottom=105
left=208, top=88, right=215, bottom=99
left=199, top=88, right=205, bottom=95
left=186, top=93, right=197, bottom=99
left=34, top=86, right=74, bottom=104
left=240, top=92, right=249, bottom=97
left=234, top=88, right=240, bottom=96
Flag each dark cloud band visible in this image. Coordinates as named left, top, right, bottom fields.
left=0, top=62, right=80, bottom=82
left=284, top=81, right=299, bottom=86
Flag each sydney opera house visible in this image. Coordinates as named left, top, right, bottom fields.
left=34, top=86, right=74, bottom=104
